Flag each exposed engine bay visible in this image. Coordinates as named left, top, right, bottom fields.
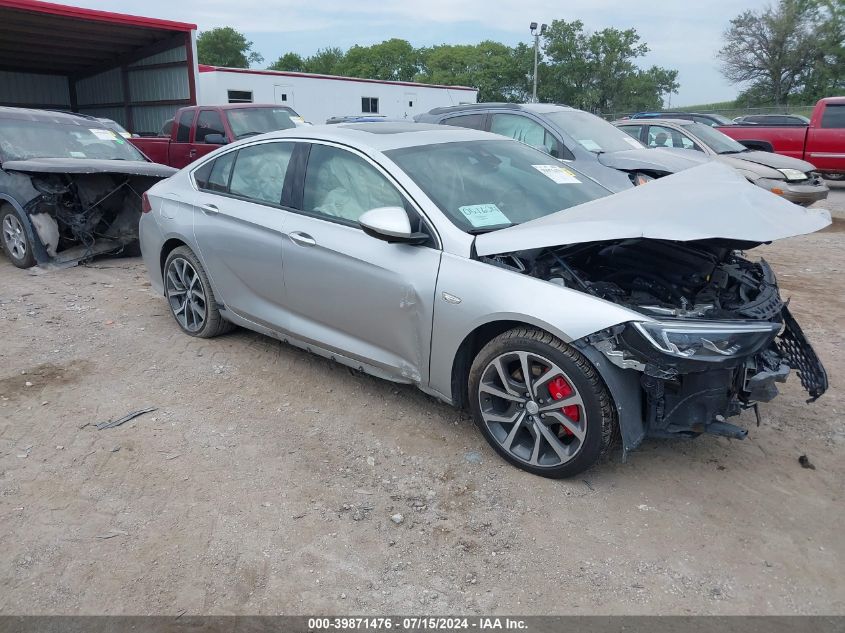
left=25, top=172, right=161, bottom=266
left=482, top=238, right=829, bottom=444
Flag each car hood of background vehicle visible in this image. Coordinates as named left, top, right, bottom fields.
left=474, top=161, right=831, bottom=256
left=1, top=158, right=176, bottom=178
left=718, top=150, right=817, bottom=175
left=597, top=147, right=711, bottom=173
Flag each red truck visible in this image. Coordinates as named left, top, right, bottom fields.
left=130, top=104, right=305, bottom=169
left=718, top=97, right=845, bottom=180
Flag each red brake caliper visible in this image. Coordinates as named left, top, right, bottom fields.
left=548, top=376, right=579, bottom=435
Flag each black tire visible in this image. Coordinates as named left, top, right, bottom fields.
left=468, top=327, right=616, bottom=478
left=0, top=206, right=36, bottom=269
left=163, top=246, right=233, bottom=338
left=822, top=172, right=845, bottom=181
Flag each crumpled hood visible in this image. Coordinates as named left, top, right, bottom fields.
left=474, top=161, right=831, bottom=256
left=718, top=150, right=816, bottom=175
left=598, top=147, right=711, bottom=174
left=1, top=158, right=176, bottom=178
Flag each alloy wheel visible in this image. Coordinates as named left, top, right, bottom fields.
left=165, top=257, right=207, bottom=332
left=477, top=351, right=587, bottom=467
left=2, top=213, right=27, bottom=261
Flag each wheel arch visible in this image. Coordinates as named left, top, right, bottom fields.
left=450, top=318, right=566, bottom=409
left=159, top=237, right=190, bottom=284
left=0, top=195, right=50, bottom=265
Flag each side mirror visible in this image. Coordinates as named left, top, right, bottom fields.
left=204, top=133, right=228, bottom=145
left=359, top=207, right=428, bottom=245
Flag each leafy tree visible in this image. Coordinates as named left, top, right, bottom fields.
left=341, top=39, right=421, bottom=81
left=418, top=41, right=531, bottom=102
left=539, top=20, right=677, bottom=113
left=717, top=0, right=821, bottom=106
left=303, top=47, right=346, bottom=75
left=269, top=52, right=305, bottom=72
left=197, top=27, right=263, bottom=68
left=798, top=0, right=845, bottom=102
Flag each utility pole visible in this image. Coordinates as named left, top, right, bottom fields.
left=530, top=22, right=547, bottom=103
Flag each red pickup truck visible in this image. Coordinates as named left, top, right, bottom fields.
left=718, top=97, right=845, bottom=180
left=130, top=104, right=305, bottom=169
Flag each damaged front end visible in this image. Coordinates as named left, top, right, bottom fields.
left=3, top=159, right=175, bottom=268
left=484, top=237, right=828, bottom=449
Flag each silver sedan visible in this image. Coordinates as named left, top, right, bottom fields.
left=140, top=123, right=829, bottom=478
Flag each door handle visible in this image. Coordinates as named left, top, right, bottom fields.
left=189, top=148, right=197, bottom=157
left=200, top=204, right=219, bottom=215
left=289, top=231, right=316, bottom=247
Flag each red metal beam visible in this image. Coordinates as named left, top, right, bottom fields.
left=0, top=0, right=196, bottom=31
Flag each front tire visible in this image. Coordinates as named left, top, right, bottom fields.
left=468, top=327, right=616, bottom=478
left=1, top=207, right=36, bottom=269
left=163, top=246, right=233, bottom=338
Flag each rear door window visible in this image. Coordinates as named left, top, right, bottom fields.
left=442, top=113, right=486, bottom=130
left=228, top=142, right=295, bottom=205
left=821, top=104, right=845, bottom=129
left=194, top=151, right=237, bottom=193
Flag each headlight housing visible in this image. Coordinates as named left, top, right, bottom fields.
left=630, top=320, right=781, bottom=362
left=778, top=168, right=808, bottom=182
left=629, top=172, right=654, bottom=186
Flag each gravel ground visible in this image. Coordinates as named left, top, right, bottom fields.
left=0, top=184, right=842, bottom=615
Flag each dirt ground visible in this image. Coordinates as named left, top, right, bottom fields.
left=0, top=185, right=843, bottom=615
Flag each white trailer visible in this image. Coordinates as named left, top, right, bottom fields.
left=197, top=65, right=477, bottom=124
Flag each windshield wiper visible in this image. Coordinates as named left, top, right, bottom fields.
left=466, top=224, right=514, bottom=234
left=235, top=131, right=261, bottom=139
left=718, top=149, right=750, bottom=155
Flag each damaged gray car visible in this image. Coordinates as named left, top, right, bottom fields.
left=0, top=107, right=176, bottom=269
left=140, top=124, right=829, bottom=478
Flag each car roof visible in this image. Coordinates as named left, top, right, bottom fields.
left=0, top=106, right=111, bottom=127
left=615, top=118, right=695, bottom=126
left=245, top=122, right=508, bottom=152
left=424, top=102, right=576, bottom=116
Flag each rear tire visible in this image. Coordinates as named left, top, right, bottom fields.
left=468, top=327, right=616, bottom=478
left=163, top=246, right=233, bottom=338
left=1, top=206, right=36, bottom=269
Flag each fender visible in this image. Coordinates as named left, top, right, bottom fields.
left=0, top=193, right=50, bottom=264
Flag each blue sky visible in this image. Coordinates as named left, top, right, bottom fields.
left=67, top=0, right=771, bottom=106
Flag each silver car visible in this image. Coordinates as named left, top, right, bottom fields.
left=140, top=123, right=829, bottom=478
left=614, top=118, right=829, bottom=206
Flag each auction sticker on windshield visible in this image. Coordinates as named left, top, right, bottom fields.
left=89, top=128, right=118, bottom=141
left=532, top=164, right=581, bottom=184
left=458, top=203, right=511, bottom=228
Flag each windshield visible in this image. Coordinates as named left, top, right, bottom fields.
left=681, top=122, right=748, bottom=154
left=386, top=140, right=610, bottom=233
left=227, top=107, right=298, bottom=139
left=0, top=119, right=146, bottom=162
left=543, top=110, right=645, bottom=153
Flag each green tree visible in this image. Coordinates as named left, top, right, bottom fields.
left=269, top=52, right=305, bottom=72
left=717, top=0, right=821, bottom=106
left=196, top=27, right=263, bottom=68
left=539, top=20, right=677, bottom=113
left=341, top=39, right=421, bottom=81
left=303, top=47, right=346, bottom=75
left=798, top=0, right=845, bottom=102
left=418, top=41, right=531, bottom=101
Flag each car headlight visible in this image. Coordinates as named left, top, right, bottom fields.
left=629, top=172, right=654, bottom=186
left=778, top=168, right=808, bottom=182
left=630, top=320, right=781, bottom=361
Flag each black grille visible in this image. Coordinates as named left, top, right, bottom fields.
left=776, top=306, right=829, bottom=402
